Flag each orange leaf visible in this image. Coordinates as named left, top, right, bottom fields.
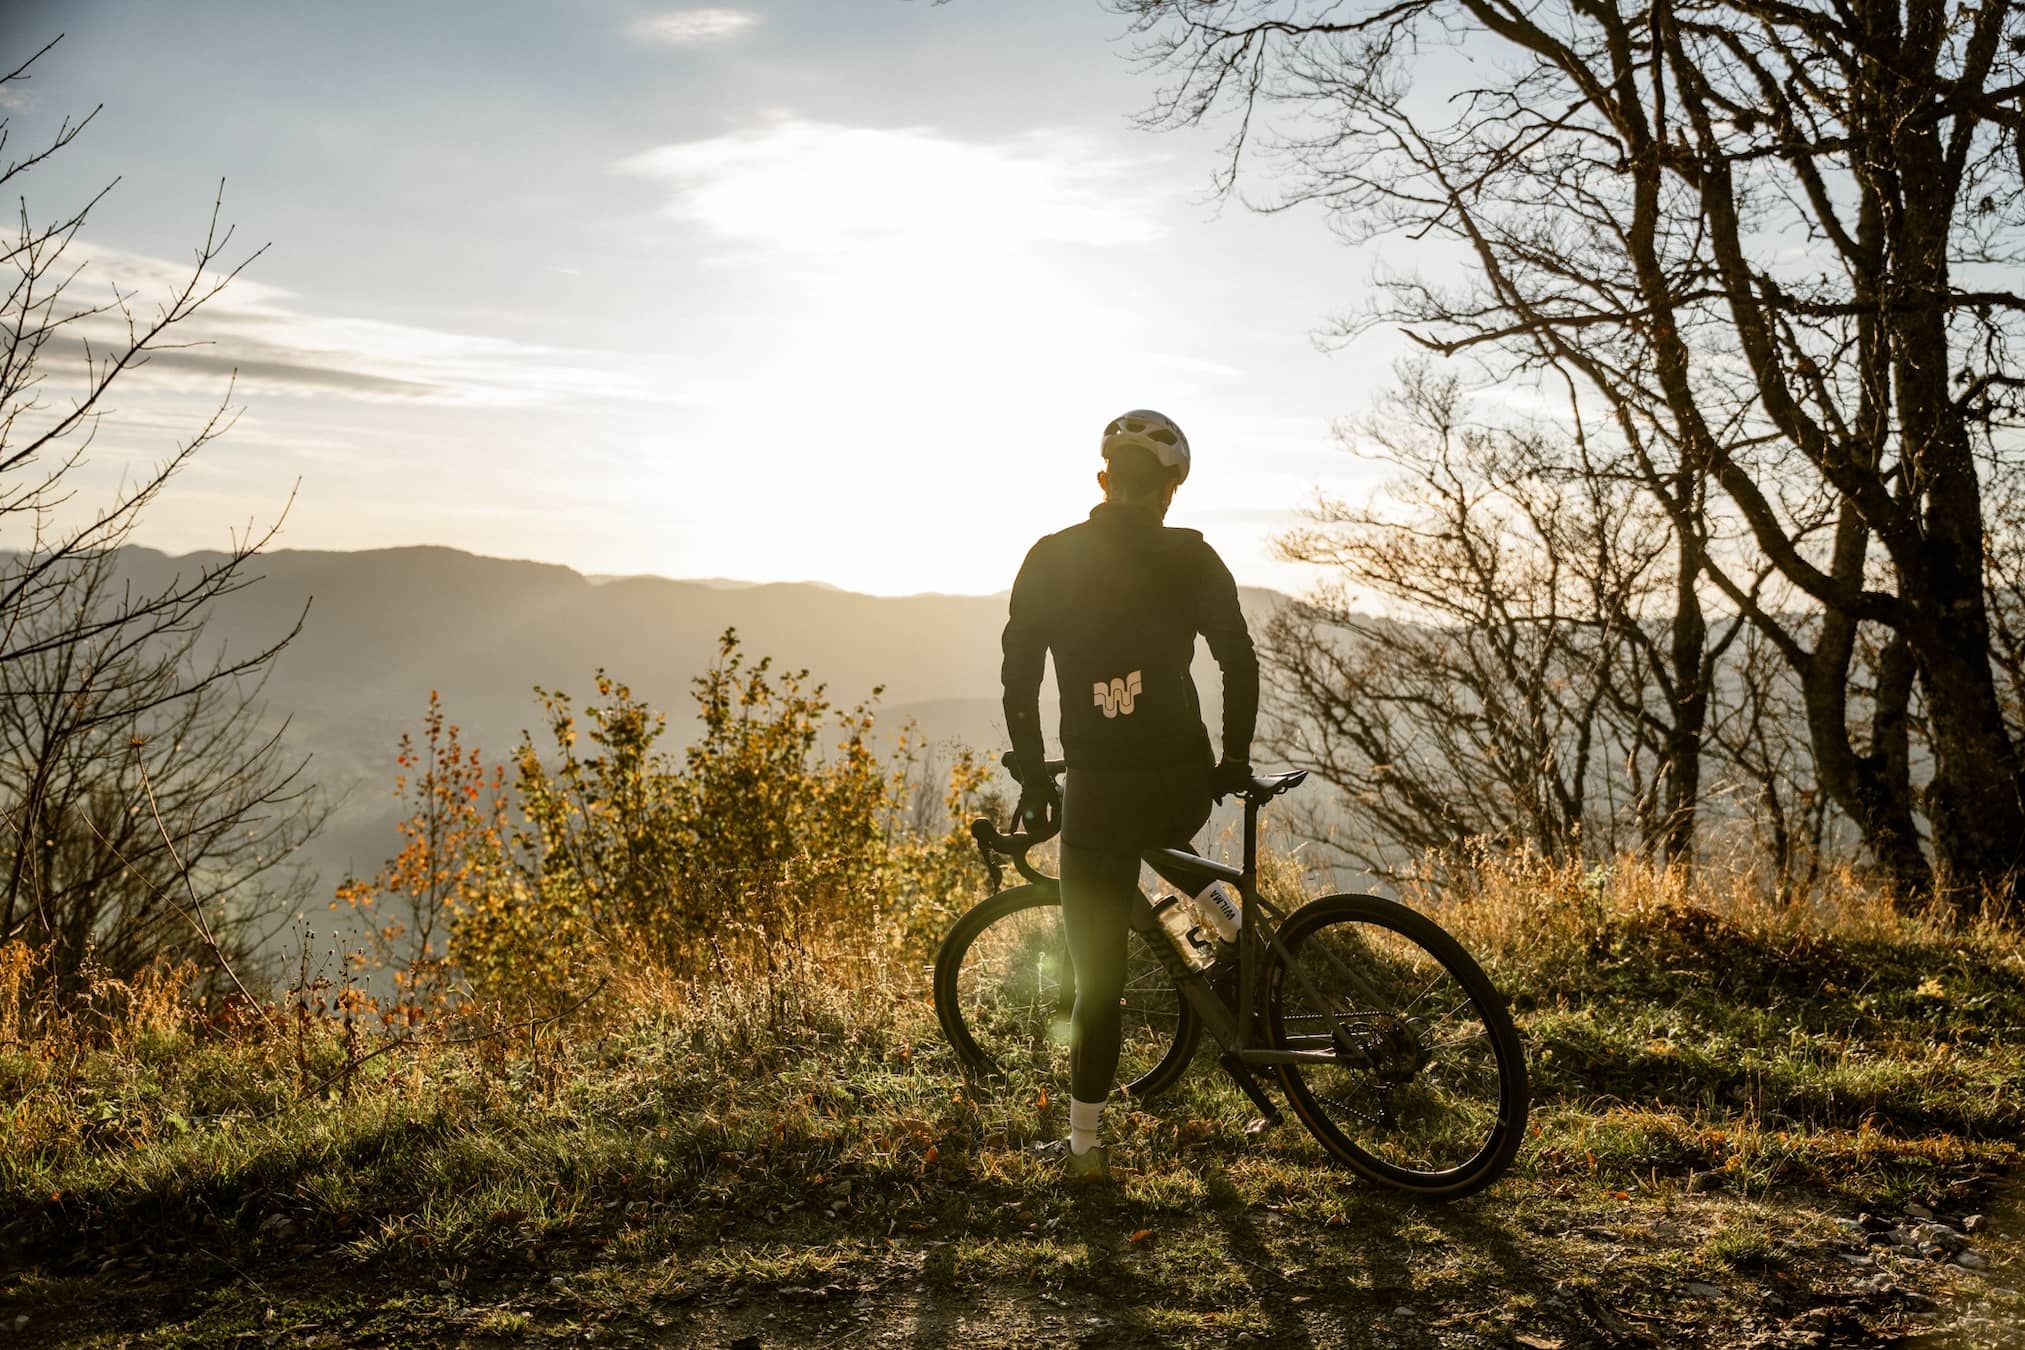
left=1037, top=1087, right=1049, bottom=1109
left=1128, top=1228, right=1154, bottom=1244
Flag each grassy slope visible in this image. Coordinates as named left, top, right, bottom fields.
left=3, top=857, right=2023, bottom=1348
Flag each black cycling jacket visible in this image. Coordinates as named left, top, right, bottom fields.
left=1001, top=501, right=1259, bottom=777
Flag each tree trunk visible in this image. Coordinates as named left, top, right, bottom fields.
left=1798, top=506, right=1933, bottom=896
left=1914, top=605, right=2025, bottom=905
left=1658, top=487, right=1708, bottom=866
left=1885, top=93, right=2025, bottom=911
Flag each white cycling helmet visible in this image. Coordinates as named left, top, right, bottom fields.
left=1101, top=409, right=1190, bottom=486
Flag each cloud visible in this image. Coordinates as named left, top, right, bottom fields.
left=131, top=347, right=443, bottom=400
left=616, top=119, right=1164, bottom=253
left=628, top=9, right=761, bottom=45
left=52, top=244, right=676, bottom=408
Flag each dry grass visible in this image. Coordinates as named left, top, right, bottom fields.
left=2, top=849, right=2021, bottom=1345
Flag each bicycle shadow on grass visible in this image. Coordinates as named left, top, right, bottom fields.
left=1041, top=1159, right=1540, bottom=1347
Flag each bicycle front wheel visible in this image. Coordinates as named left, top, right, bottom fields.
left=1264, top=893, right=1528, bottom=1198
left=933, top=883, right=1199, bottom=1100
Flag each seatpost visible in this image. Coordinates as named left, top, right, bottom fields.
left=1238, top=791, right=1263, bottom=1047
left=1243, top=795, right=1260, bottom=881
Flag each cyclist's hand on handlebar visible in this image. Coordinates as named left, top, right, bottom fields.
left=1016, top=779, right=1061, bottom=837
left=1211, top=758, right=1253, bottom=804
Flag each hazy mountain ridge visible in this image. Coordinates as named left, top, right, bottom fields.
left=101, top=546, right=1288, bottom=902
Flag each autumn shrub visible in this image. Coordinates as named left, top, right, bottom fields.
left=339, top=630, right=998, bottom=1015
left=882, top=743, right=1002, bottom=959
left=336, top=692, right=507, bottom=1019
left=658, top=632, right=892, bottom=985
left=444, top=670, right=671, bottom=1007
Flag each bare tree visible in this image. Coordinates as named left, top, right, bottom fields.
left=1266, top=365, right=1679, bottom=873
left=1704, top=621, right=1841, bottom=898
left=1118, top=0, right=2025, bottom=907
left=0, top=549, right=321, bottom=991
left=0, top=37, right=314, bottom=987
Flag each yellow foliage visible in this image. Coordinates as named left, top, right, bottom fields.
left=338, top=690, right=509, bottom=1022
left=328, top=629, right=1005, bottom=1016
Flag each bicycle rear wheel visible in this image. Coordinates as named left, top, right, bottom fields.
left=933, top=883, right=1199, bottom=1100
left=1263, top=893, right=1527, bottom=1197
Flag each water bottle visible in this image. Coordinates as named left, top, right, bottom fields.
left=1190, top=880, right=1242, bottom=945
left=1147, top=895, right=1215, bottom=973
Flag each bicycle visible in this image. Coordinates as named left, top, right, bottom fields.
left=933, top=754, right=1529, bottom=1198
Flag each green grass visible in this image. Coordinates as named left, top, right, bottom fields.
left=1699, top=1218, right=1782, bottom=1272
left=3, top=858, right=2023, bottom=1345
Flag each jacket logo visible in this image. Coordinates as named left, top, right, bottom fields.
left=1093, top=670, right=1144, bottom=718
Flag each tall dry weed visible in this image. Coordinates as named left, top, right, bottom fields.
left=0, top=939, right=33, bottom=1045
left=1396, top=842, right=2017, bottom=979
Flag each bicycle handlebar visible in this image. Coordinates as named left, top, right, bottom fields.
left=999, top=750, right=1304, bottom=809
left=969, top=816, right=1046, bottom=853
left=968, top=816, right=1052, bottom=887
left=971, top=750, right=1307, bottom=888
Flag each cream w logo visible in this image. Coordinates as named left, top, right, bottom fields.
left=1093, top=670, right=1144, bottom=719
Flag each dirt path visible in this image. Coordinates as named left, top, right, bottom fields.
left=9, top=1178, right=2022, bottom=1348
left=1908, top=1176, right=2025, bottom=1348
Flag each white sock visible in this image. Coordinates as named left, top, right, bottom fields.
left=1068, top=1096, right=1104, bottom=1155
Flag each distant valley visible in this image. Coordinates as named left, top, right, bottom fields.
left=108, top=546, right=1289, bottom=914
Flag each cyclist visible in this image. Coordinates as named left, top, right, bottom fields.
left=1000, top=408, right=1258, bottom=1178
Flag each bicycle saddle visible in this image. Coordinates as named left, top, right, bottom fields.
left=1247, top=769, right=1307, bottom=799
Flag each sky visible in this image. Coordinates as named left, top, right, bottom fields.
left=0, top=1, right=1410, bottom=596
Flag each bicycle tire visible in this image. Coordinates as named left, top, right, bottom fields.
left=1263, top=893, right=1528, bottom=1198
left=933, top=883, right=1201, bottom=1100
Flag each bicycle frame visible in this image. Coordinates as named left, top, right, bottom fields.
left=969, top=777, right=1385, bottom=1114
left=1142, top=793, right=1369, bottom=1074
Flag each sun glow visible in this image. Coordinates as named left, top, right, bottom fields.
left=604, top=119, right=1261, bottom=594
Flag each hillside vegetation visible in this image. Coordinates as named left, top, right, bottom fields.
left=3, top=653, right=2022, bottom=1347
